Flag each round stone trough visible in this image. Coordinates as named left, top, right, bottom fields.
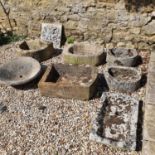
left=63, top=42, right=106, bottom=66
left=17, top=39, right=54, bottom=62
left=104, top=66, right=142, bottom=92
left=106, top=48, right=138, bottom=66
left=0, top=57, right=41, bottom=86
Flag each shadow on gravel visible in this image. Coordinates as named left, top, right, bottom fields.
left=94, top=73, right=109, bottom=99
left=136, top=100, right=144, bottom=151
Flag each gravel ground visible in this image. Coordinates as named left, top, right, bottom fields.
left=0, top=42, right=150, bottom=155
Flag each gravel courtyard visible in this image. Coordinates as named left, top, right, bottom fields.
left=0, top=42, right=149, bottom=155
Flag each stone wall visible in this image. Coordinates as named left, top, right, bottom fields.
left=0, top=0, right=155, bottom=49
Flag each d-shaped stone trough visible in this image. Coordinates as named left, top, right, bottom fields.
left=104, top=66, right=142, bottom=93
left=90, top=92, right=139, bottom=150
left=38, top=64, right=98, bottom=100
left=106, top=48, right=138, bottom=66
left=63, top=42, right=106, bottom=66
left=17, top=39, right=54, bottom=62
left=0, top=57, right=41, bottom=86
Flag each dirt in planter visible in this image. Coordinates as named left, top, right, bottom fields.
left=53, top=64, right=93, bottom=84
left=109, top=67, right=138, bottom=82
left=97, top=95, right=136, bottom=141
left=111, top=49, right=134, bottom=58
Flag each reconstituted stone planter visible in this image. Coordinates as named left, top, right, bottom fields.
left=104, top=66, right=142, bottom=93
left=90, top=92, right=139, bottom=150
left=38, top=63, right=98, bottom=100
left=17, top=39, right=54, bottom=62
left=63, top=42, right=106, bottom=66
left=106, top=48, right=138, bottom=66
left=0, top=57, right=41, bottom=86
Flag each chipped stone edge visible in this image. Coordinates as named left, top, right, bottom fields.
left=89, top=92, right=139, bottom=151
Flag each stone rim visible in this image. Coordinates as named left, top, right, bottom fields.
left=0, top=57, right=41, bottom=86
left=104, top=66, right=142, bottom=92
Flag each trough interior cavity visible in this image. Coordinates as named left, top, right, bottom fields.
left=69, top=44, right=99, bottom=56
left=46, top=64, right=92, bottom=84
left=109, top=67, right=138, bottom=82
left=97, top=95, right=136, bottom=142
left=111, top=49, right=134, bottom=58
left=20, top=40, right=44, bottom=51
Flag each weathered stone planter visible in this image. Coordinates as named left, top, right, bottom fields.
left=0, top=57, right=41, bottom=86
left=104, top=66, right=141, bottom=93
left=38, top=64, right=98, bottom=100
left=106, top=48, right=138, bottom=66
left=63, top=42, right=106, bottom=66
left=17, top=39, right=54, bottom=62
left=90, top=92, right=139, bottom=150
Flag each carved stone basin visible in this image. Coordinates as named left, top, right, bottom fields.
left=17, top=39, right=54, bottom=62
left=106, top=48, right=138, bottom=66
left=0, top=57, right=41, bottom=86
left=104, top=66, right=142, bottom=93
left=38, top=63, right=98, bottom=100
left=90, top=92, right=139, bottom=150
left=63, top=42, right=106, bottom=66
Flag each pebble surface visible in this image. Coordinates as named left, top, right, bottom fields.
left=0, top=42, right=149, bottom=155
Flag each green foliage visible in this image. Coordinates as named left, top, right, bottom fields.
left=0, top=33, right=27, bottom=46
left=67, top=36, right=75, bottom=44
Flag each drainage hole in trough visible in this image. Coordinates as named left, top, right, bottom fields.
left=19, top=75, right=23, bottom=78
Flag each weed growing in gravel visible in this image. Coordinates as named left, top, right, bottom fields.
left=0, top=33, right=27, bottom=46
left=67, top=36, right=75, bottom=44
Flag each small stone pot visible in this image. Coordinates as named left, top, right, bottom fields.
left=106, top=48, right=138, bottom=66
left=104, top=66, right=142, bottom=93
left=63, top=42, right=106, bottom=66
left=17, top=39, right=54, bottom=62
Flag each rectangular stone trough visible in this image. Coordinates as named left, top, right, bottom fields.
left=90, top=92, right=139, bottom=150
left=38, top=64, right=98, bottom=100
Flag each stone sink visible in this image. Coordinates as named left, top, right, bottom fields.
left=63, top=42, right=106, bottom=66
left=17, top=39, right=54, bottom=62
left=0, top=57, right=41, bottom=86
left=38, top=63, right=98, bottom=100
left=90, top=92, right=139, bottom=150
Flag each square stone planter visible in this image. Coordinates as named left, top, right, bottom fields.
left=90, top=92, right=139, bottom=150
left=38, top=64, right=98, bottom=100
left=63, top=42, right=106, bottom=66
left=17, top=39, right=55, bottom=62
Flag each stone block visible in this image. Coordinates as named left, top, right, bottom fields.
left=143, top=20, right=155, bottom=35
left=144, top=105, right=155, bottom=142
left=41, top=23, right=62, bottom=49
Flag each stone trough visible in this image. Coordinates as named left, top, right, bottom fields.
left=104, top=66, right=142, bottom=93
left=106, top=48, right=138, bottom=66
left=38, top=64, right=98, bottom=100
left=17, top=39, right=54, bottom=62
left=90, top=92, right=139, bottom=150
left=63, top=42, right=106, bottom=66
left=0, top=57, right=41, bottom=86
